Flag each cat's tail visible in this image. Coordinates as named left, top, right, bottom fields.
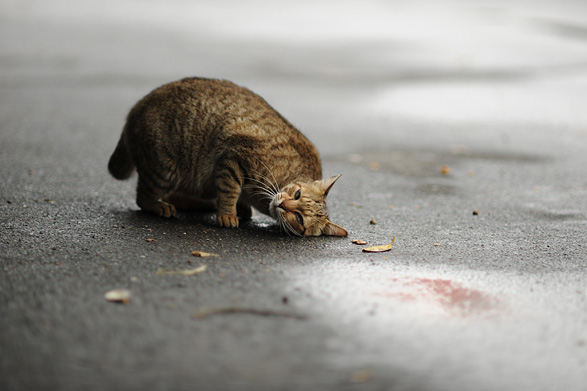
left=108, top=129, right=135, bottom=180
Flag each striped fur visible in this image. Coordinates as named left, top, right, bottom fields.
left=108, top=77, right=346, bottom=236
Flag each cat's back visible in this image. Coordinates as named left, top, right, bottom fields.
left=128, top=77, right=314, bottom=151
left=131, top=77, right=278, bottom=125
left=124, top=77, right=321, bottom=182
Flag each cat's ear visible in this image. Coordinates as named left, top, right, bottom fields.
left=316, top=174, right=342, bottom=197
left=323, top=220, right=348, bottom=237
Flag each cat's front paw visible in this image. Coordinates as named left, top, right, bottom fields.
left=157, top=202, right=177, bottom=218
left=218, top=214, right=239, bottom=228
left=139, top=200, right=176, bottom=218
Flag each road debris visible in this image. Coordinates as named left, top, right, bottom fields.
left=104, top=289, right=131, bottom=304
left=350, top=369, right=374, bottom=383
left=352, top=239, right=368, bottom=245
left=156, top=265, right=207, bottom=276
left=193, top=307, right=307, bottom=320
left=191, top=251, right=218, bottom=257
left=368, top=162, right=380, bottom=171
left=363, top=237, right=396, bottom=253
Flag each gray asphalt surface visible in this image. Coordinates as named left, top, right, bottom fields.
left=2, top=1, right=587, bottom=390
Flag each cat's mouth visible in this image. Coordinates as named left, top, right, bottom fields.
left=269, top=196, right=283, bottom=219
left=269, top=195, right=303, bottom=237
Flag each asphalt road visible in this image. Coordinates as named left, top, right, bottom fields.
left=2, top=1, right=587, bottom=390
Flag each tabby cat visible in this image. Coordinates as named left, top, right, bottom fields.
left=108, top=77, right=347, bottom=237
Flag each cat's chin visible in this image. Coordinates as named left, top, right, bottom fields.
left=268, top=196, right=281, bottom=219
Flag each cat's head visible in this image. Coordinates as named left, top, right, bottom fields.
left=269, top=174, right=348, bottom=237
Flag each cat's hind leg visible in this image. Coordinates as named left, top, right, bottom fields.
left=136, top=175, right=176, bottom=218
left=164, top=192, right=217, bottom=212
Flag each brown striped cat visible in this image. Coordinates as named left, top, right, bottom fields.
left=108, top=77, right=348, bottom=237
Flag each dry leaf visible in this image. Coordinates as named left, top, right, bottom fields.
left=104, top=289, right=131, bottom=304
left=362, top=237, right=396, bottom=253
left=156, top=264, right=207, bottom=276
left=350, top=369, right=374, bottom=383
left=191, top=251, right=218, bottom=257
left=145, top=238, right=157, bottom=242
left=352, top=239, right=368, bottom=245
left=369, top=219, right=377, bottom=225
left=368, top=162, right=380, bottom=171
left=441, top=165, right=451, bottom=175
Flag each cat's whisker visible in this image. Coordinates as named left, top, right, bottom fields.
left=247, top=185, right=271, bottom=196
left=255, top=160, right=281, bottom=195
left=245, top=175, right=278, bottom=198
left=278, top=212, right=301, bottom=237
left=248, top=185, right=277, bottom=201
left=280, top=220, right=294, bottom=237
left=254, top=178, right=279, bottom=198
left=250, top=183, right=275, bottom=195
left=245, top=174, right=272, bottom=189
left=255, top=193, right=276, bottom=202
left=277, top=220, right=288, bottom=237
left=274, top=212, right=288, bottom=236
left=287, top=223, right=302, bottom=237
left=254, top=165, right=281, bottom=196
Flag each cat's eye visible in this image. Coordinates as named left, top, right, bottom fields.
left=294, top=190, right=301, bottom=200
left=295, top=212, right=304, bottom=226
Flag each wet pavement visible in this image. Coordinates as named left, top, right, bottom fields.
left=1, top=1, right=587, bottom=390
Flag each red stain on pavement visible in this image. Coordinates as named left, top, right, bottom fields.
left=371, top=277, right=498, bottom=317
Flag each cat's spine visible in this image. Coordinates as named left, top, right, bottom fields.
left=108, top=124, right=135, bottom=180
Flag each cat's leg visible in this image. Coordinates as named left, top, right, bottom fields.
left=164, top=192, right=217, bottom=212
left=136, top=175, right=176, bottom=218
left=215, top=160, right=244, bottom=228
left=216, top=190, right=240, bottom=227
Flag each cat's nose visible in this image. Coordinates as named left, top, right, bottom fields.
left=281, top=199, right=296, bottom=211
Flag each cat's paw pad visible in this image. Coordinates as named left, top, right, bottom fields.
left=218, top=214, right=239, bottom=228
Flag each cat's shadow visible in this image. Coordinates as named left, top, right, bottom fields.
left=111, top=208, right=288, bottom=238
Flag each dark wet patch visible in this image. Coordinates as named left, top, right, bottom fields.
left=532, top=18, right=587, bottom=42
left=415, top=183, right=458, bottom=195
left=527, top=209, right=585, bottom=222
